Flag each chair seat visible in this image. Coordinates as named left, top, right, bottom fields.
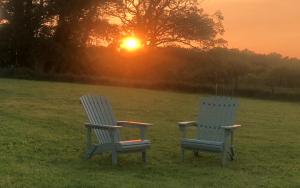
left=117, top=139, right=151, bottom=151
left=181, top=138, right=224, bottom=152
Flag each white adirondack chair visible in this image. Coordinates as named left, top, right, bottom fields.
left=178, top=96, right=241, bottom=166
left=80, top=95, right=151, bottom=165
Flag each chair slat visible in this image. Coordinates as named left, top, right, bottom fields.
left=81, top=96, right=103, bottom=143
left=92, top=96, right=111, bottom=143
left=80, top=96, right=119, bottom=144
left=197, top=96, right=238, bottom=141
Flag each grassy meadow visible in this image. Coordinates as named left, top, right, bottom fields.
left=0, top=78, right=299, bottom=188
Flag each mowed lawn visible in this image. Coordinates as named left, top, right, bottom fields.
left=0, top=78, right=299, bottom=188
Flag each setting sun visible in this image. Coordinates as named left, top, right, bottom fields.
left=120, top=37, right=142, bottom=51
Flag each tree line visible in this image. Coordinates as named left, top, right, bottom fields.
left=69, top=47, right=300, bottom=98
left=0, top=0, right=300, bottom=99
left=0, top=0, right=224, bottom=70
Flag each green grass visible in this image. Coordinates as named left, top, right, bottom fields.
left=0, top=78, right=299, bottom=188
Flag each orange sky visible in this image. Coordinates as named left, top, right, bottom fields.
left=202, top=0, right=300, bottom=58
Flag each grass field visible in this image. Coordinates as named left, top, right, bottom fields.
left=0, top=78, right=299, bottom=188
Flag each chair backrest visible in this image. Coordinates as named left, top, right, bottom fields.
left=196, top=96, right=238, bottom=142
left=80, top=96, right=119, bottom=144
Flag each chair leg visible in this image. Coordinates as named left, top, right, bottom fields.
left=229, top=146, right=235, bottom=161
left=221, top=150, right=227, bottom=166
left=112, top=150, right=118, bottom=165
left=222, top=131, right=232, bottom=166
left=222, top=144, right=232, bottom=166
left=85, top=151, right=92, bottom=160
left=142, top=151, right=147, bottom=163
left=85, top=146, right=96, bottom=160
left=181, top=148, right=185, bottom=161
left=85, top=128, right=94, bottom=160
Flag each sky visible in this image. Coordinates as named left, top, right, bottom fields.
left=202, top=0, right=300, bottom=58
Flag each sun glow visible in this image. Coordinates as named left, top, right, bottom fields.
left=120, top=37, right=142, bottom=51
left=0, top=19, right=9, bottom=25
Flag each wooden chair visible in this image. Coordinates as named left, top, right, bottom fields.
left=178, top=96, right=241, bottom=166
left=80, top=95, right=151, bottom=165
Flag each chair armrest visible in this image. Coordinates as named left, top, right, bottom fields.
left=178, top=121, right=197, bottom=138
left=117, top=121, right=151, bottom=140
left=117, top=121, right=152, bottom=128
left=221, top=125, right=241, bottom=130
left=85, top=123, right=122, bottom=130
left=178, top=121, right=197, bottom=128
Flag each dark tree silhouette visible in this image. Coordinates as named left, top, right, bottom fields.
left=0, top=0, right=115, bottom=71
left=0, top=0, right=49, bottom=67
left=105, top=0, right=226, bottom=48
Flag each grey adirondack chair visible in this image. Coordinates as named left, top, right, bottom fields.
left=178, top=96, right=241, bottom=166
left=80, top=95, right=151, bottom=165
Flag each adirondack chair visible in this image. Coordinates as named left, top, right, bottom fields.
left=80, top=95, right=151, bottom=165
left=178, top=96, right=241, bottom=166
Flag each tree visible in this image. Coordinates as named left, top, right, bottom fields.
left=105, top=0, right=226, bottom=48
left=0, top=0, right=116, bottom=71
left=44, top=0, right=118, bottom=72
left=0, top=0, right=49, bottom=67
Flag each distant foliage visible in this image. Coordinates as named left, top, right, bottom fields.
left=77, top=47, right=300, bottom=97
left=1, top=1, right=300, bottom=99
